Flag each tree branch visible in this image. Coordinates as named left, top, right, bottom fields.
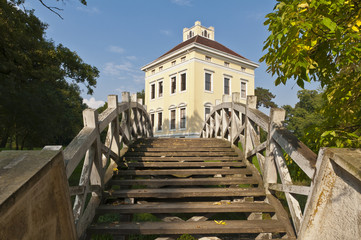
left=38, top=0, right=64, bottom=20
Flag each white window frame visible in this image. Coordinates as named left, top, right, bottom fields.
left=169, top=106, right=177, bottom=131
left=241, top=79, right=247, bottom=99
left=205, top=56, right=211, bottom=61
left=149, top=112, right=155, bottom=131
left=179, top=71, right=187, bottom=93
left=158, top=80, right=164, bottom=98
left=170, top=74, right=177, bottom=95
left=179, top=107, right=186, bottom=130
left=223, top=77, right=231, bottom=95
left=157, top=111, right=163, bottom=132
left=224, top=62, right=230, bottom=67
left=150, top=82, right=156, bottom=100
left=171, top=60, right=176, bottom=66
left=204, top=71, right=213, bottom=93
left=181, top=56, right=186, bottom=62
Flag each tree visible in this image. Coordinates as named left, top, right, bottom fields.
left=254, top=87, right=278, bottom=109
left=261, top=0, right=361, bottom=148
left=137, top=89, right=145, bottom=104
left=0, top=1, right=99, bottom=149
left=11, top=0, right=87, bottom=19
left=283, top=90, right=324, bottom=152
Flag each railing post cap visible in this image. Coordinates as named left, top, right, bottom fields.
left=270, top=108, right=286, bottom=125
left=246, top=95, right=257, bottom=109
left=121, top=92, right=130, bottom=102
left=107, top=95, right=118, bottom=108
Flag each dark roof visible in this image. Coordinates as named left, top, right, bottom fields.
left=156, top=35, right=249, bottom=61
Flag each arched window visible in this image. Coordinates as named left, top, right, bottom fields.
left=204, top=102, right=213, bottom=120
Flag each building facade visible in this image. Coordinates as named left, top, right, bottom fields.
left=142, top=21, right=259, bottom=137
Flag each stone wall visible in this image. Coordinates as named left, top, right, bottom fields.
left=299, top=148, right=361, bottom=240
left=0, top=149, right=77, bottom=240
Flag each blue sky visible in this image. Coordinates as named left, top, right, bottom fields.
left=26, top=0, right=318, bottom=110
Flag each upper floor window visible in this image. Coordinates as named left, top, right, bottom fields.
left=171, top=76, right=176, bottom=94
left=180, top=108, right=186, bottom=129
left=151, top=69, right=155, bottom=74
left=171, top=60, right=176, bottom=66
left=202, top=30, right=209, bottom=38
left=205, top=56, right=211, bottom=61
left=241, top=67, right=246, bottom=72
left=158, top=81, right=163, bottom=98
left=159, top=66, right=163, bottom=71
left=150, top=83, right=155, bottom=99
left=180, top=73, right=186, bottom=92
left=241, top=80, right=247, bottom=98
left=224, top=62, right=230, bottom=67
left=188, top=31, right=193, bottom=39
left=181, top=56, right=186, bottom=62
left=224, top=77, right=230, bottom=95
left=205, top=72, right=212, bottom=92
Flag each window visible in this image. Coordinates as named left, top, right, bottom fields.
left=171, top=76, right=176, bottom=94
left=180, top=73, right=186, bottom=91
left=181, top=56, right=186, bottom=62
left=205, top=56, right=211, bottom=61
left=150, top=113, right=155, bottom=129
left=170, top=109, right=176, bottom=130
left=150, top=83, right=155, bottom=99
left=224, top=62, right=230, bottom=67
left=241, top=67, right=246, bottom=72
left=171, top=60, right=176, bottom=66
left=188, top=31, right=193, bottom=39
left=159, top=66, right=163, bottom=71
left=158, top=81, right=163, bottom=98
left=241, top=81, right=247, bottom=98
left=180, top=108, right=186, bottom=129
left=157, top=112, right=162, bottom=131
left=151, top=69, right=155, bottom=74
left=224, top=77, right=230, bottom=95
left=205, top=72, right=212, bottom=91
left=205, top=107, right=211, bottom=120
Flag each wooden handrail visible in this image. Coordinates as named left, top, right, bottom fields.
left=200, top=93, right=317, bottom=235
left=63, top=92, right=153, bottom=238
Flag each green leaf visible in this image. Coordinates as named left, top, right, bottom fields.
left=321, top=17, right=337, bottom=31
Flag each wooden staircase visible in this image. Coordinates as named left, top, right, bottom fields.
left=86, top=138, right=296, bottom=240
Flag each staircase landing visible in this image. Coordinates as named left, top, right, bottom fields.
left=86, top=138, right=295, bottom=240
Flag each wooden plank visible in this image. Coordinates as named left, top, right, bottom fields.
left=124, top=156, right=242, bottom=162
left=87, top=220, right=286, bottom=235
left=128, top=147, right=234, bottom=152
left=104, top=188, right=265, bottom=198
left=118, top=168, right=252, bottom=176
left=269, top=183, right=310, bottom=196
left=126, top=162, right=246, bottom=168
left=96, top=201, right=275, bottom=214
left=124, top=152, right=238, bottom=157
left=266, top=194, right=296, bottom=239
left=246, top=141, right=267, bottom=159
left=64, top=127, right=97, bottom=178
left=98, top=107, right=118, bottom=132
left=109, top=177, right=259, bottom=186
left=273, top=127, right=316, bottom=178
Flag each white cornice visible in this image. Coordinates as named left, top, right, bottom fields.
left=144, top=58, right=254, bottom=81
left=141, top=42, right=259, bottom=71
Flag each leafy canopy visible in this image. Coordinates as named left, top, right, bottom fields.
left=254, top=87, right=278, bottom=109
left=261, top=0, right=361, bottom=148
left=0, top=1, right=99, bottom=149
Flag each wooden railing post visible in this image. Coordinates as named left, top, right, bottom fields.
left=264, top=108, right=285, bottom=190
left=231, top=92, right=241, bottom=144
left=121, top=92, right=131, bottom=146
left=244, top=96, right=257, bottom=159
left=105, top=95, right=120, bottom=163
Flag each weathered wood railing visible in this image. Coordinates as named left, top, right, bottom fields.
left=200, top=93, right=317, bottom=235
left=63, top=92, right=153, bottom=237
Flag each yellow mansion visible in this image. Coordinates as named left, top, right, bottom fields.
left=142, top=21, right=259, bottom=137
